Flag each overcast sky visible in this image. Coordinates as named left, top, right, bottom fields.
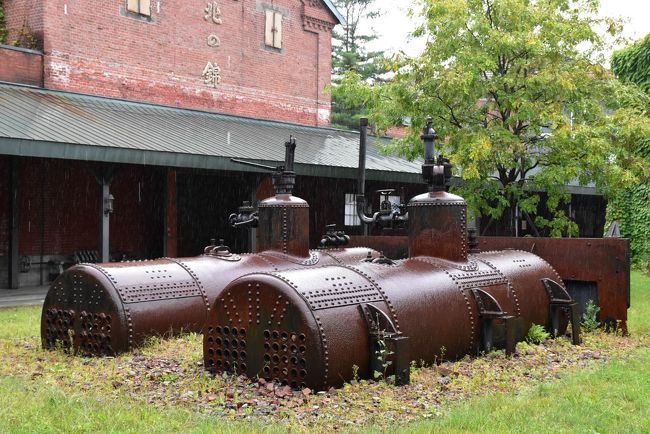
left=360, top=0, right=650, bottom=58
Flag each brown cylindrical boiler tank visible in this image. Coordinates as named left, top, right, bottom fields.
left=204, top=250, right=566, bottom=390
left=42, top=246, right=377, bottom=356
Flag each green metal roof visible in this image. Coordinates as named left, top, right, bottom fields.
left=0, top=83, right=422, bottom=183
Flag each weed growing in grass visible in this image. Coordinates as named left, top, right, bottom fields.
left=526, top=323, right=551, bottom=344
left=582, top=300, right=601, bottom=332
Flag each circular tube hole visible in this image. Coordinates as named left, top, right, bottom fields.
left=272, top=331, right=279, bottom=340
left=239, top=328, right=246, bottom=337
left=300, top=370, right=307, bottom=378
left=299, top=346, right=306, bottom=354
left=272, top=355, right=280, bottom=364
left=264, top=354, right=271, bottom=362
left=263, top=330, right=271, bottom=339
left=215, top=326, right=222, bottom=334
left=281, top=332, right=288, bottom=341
left=291, top=368, right=298, bottom=377
left=240, top=351, right=247, bottom=360
left=272, top=343, right=280, bottom=352
left=299, top=334, right=306, bottom=342
left=223, top=326, right=230, bottom=335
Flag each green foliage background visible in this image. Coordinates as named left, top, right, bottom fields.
left=610, top=34, right=650, bottom=268
left=330, top=0, right=386, bottom=131
left=337, top=0, right=650, bottom=239
left=0, top=0, right=7, bottom=45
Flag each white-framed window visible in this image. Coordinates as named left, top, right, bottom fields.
left=265, top=10, right=283, bottom=49
left=344, top=193, right=360, bottom=226
left=127, top=0, right=151, bottom=17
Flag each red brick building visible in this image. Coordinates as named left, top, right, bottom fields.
left=4, top=0, right=340, bottom=126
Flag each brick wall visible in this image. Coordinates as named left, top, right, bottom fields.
left=3, top=0, right=44, bottom=48
left=109, top=165, right=164, bottom=258
left=19, top=158, right=99, bottom=256
left=6, top=0, right=337, bottom=126
left=18, top=158, right=163, bottom=258
left=0, top=45, right=43, bottom=86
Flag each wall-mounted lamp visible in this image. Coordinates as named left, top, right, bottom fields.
left=104, top=194, right=115, bottom=215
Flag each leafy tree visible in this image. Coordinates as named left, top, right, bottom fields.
left=0, top=0, right=7, bottom=45
left=612, top=34, right=650, bottom=95
left=330, top=0, right=386, bottom=130
left=609, top=34, right=650, bottom=268
left=340, top=0, right=650, bottom=236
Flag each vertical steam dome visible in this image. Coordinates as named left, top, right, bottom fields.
left=257, top=196, right=310, bottom=257
left=408, top=117, right=467, bottom=261
left=408, top=191, right=468, bottom=261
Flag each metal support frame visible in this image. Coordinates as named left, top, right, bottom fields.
left=359, top=303, right=410, bottom=386
left=542, top=278, right=581, bottom=345
left=471, top=287, right=517, bottom=355
left=8, top=156, right=20, bottom=289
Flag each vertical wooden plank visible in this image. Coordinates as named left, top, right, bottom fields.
left=273, top=12, right=283, bottom=49
left=127, top=0, right=139, bottom=13
left=8, top=157, right=19, bottom=289
left=140, top=0, right=151, bottom=16
left=265, top=10, right=275, bottom=47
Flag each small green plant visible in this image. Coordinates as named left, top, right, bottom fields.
left=372, top=332, right=394, bottom=381
left=0, top=0, right=7, bottom=45
left=351, top=364, right=359, bottom=382
left=581, top=300, right=601, bottom=332
left=526, top=323, right=551, bottom=345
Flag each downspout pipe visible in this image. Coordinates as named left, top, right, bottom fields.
left=356, top=118, right=375, bottom=224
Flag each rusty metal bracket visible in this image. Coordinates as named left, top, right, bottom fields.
left=358, top=303, right=410, bottom=386
left=471, top=288, right=516, bottom=356
left=542, top=278, right=581, bottom=345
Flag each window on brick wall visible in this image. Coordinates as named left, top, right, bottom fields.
left=344, top=193, right=360, bottom=226
left=265, top=10, right=283, bottom=49
left=127, top=0, right=151, bottom=16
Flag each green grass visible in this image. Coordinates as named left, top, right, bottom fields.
left=405, top=348, right=650, bottom=433
left=0, top=306, right=41, bottom=340
left=0, top=376, right=273, bottom=433
left=0, top=272, right=648, bottom=433
left=629, top=271, right=650, bottom=335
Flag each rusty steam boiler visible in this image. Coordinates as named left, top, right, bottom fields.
left=203, top=119, right=581, bottom=390
left=41, top=138, right=378, bottom=356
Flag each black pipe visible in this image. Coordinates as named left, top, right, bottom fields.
left=357, top=118, right=368, bottom=196
left=423, top=116, right=436, bottom=163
